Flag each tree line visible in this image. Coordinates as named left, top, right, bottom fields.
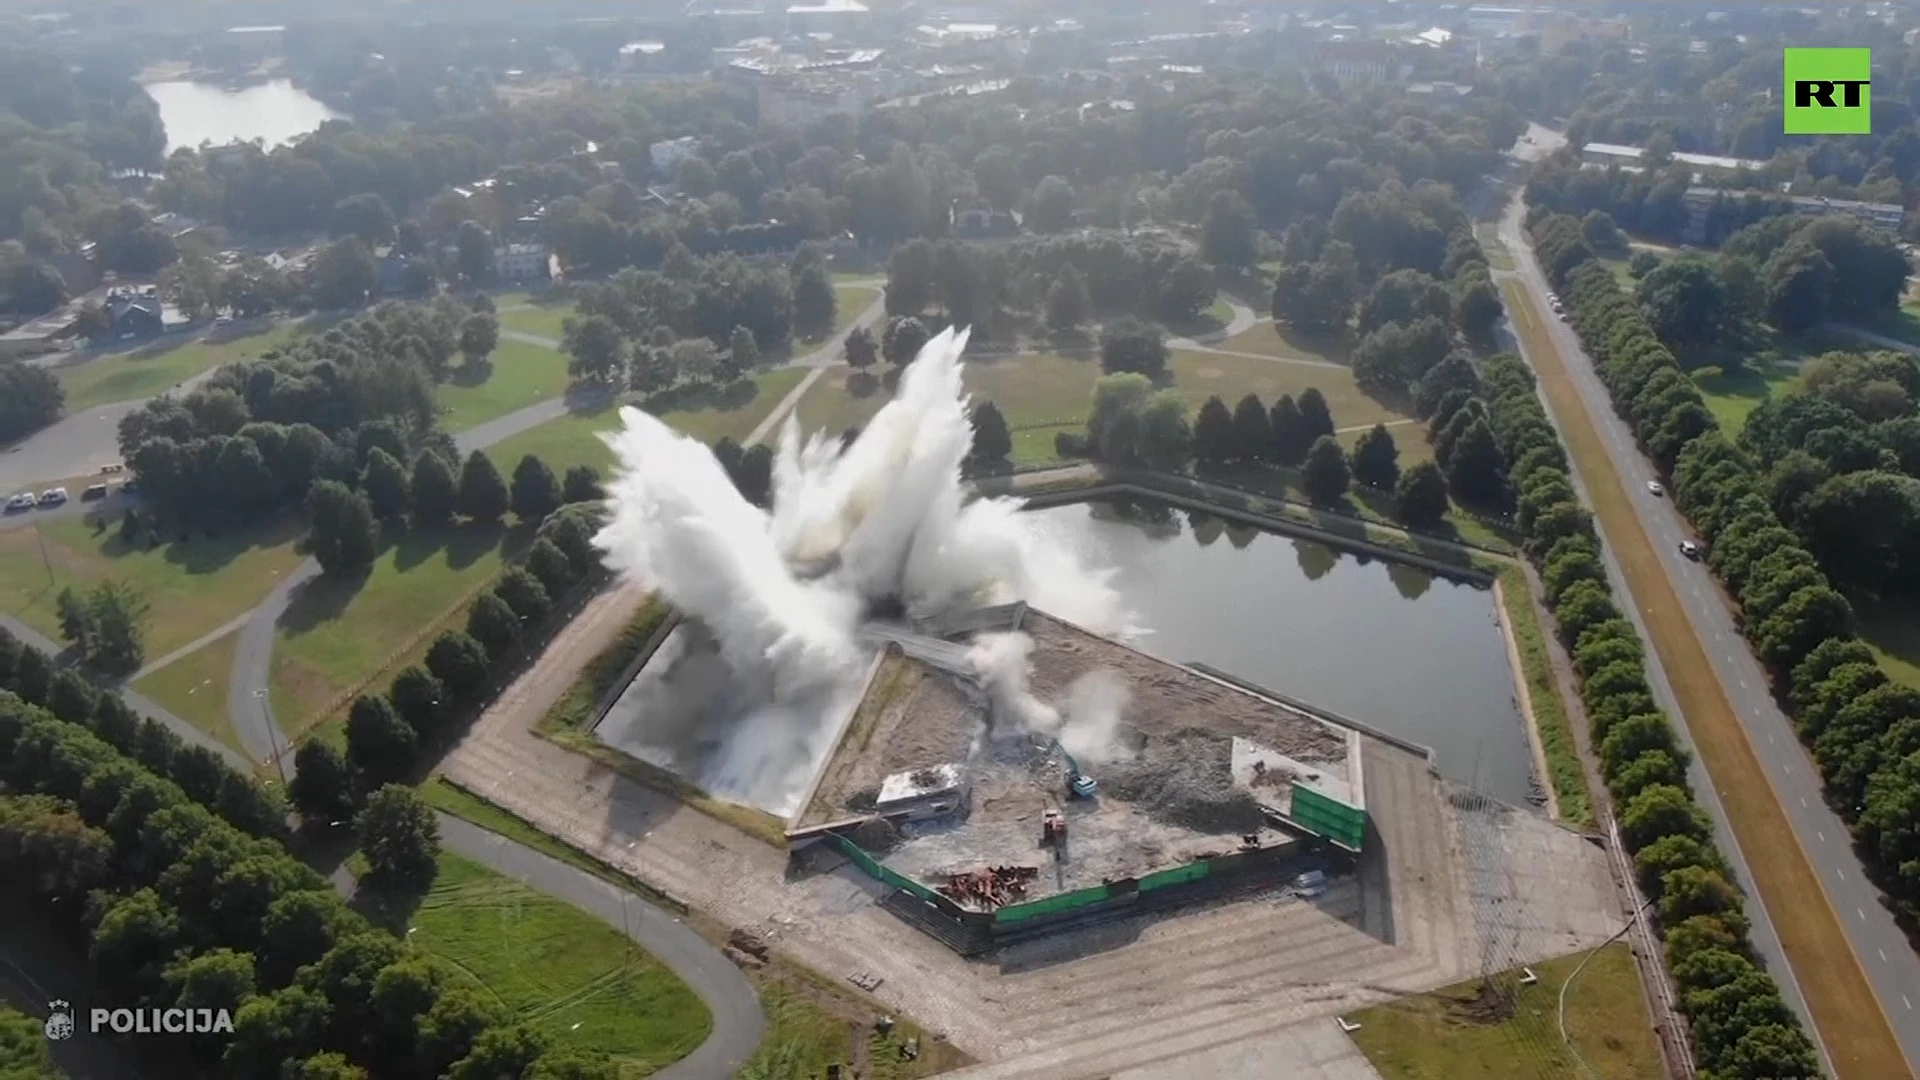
left=0, top=681, right=621, bottom=1078
left=293, top=503, right=607, bottom=829
left=560, top=246, right=837, bottom=389
left=1532, top=214, right=1920, bottom=949
left=116, top=299, right=500, bottom=526
left=1478, top=351, right=1822, bottom=1078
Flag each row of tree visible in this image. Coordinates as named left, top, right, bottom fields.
left=117, top=300, right=502, bottom=525
left=0, top=626, right=286, bottom=840
left=306, top=446, right=598, bottom=579
left=294, top=504, right=606, bottom=824
left=883, top=233, right=1218, bottom=343
left=0, top=686, right=615, bottom=1078
left=1537, top=220, right=1920, bottom=932
left=1736, top=350, right=1920, bottom=596
left=1478, top=350, right=1823, bottom=1078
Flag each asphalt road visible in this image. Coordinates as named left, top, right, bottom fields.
left=1498, top=196, right=1920, bottom=1072
left=436, top=814, right=766, bottom=1079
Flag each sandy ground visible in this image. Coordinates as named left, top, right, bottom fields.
left=441, top=591, right=1625, bottom=1075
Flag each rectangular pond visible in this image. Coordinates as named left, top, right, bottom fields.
left=1028, top=497, right=1538, bottom=806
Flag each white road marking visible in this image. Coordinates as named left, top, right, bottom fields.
left=1882, top=948, right=1890, bottom=962
left=1818, top=831, right=1825, bottom=842
left=1801, top=796, right=1808, bottom=808
left=1859, top=907, right=1867, bottom=922
left=1906, top=995, right=1913, bottom=1011
left=1769, top=733, right=1777, bottom=745
left=1839, top=868, right=1848, bottom=881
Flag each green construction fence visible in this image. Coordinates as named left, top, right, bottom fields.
left=993, top=882, right=1111, bottom=923
left=1290, top=783, right=1367, bottom=851
left=827, top=832, right=944, bottom=905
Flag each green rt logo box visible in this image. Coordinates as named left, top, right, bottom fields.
left=1785, top=48, right=1871, bottom=134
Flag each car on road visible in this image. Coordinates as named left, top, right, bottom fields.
left=82, top=483, right=109, bottom=501
left=4, top=493, right=35, bottom=512
left=1647, top=480, right=1665, bottom=496
left=37, top=487, right=67, bottom=507
left=1679, top=539, right=1703, bottom=560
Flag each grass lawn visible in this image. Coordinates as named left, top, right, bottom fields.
left=1474, top=224, right=1516, bottom=271
left=486, top=367, right=808, bottom=478
left=497, top=300, right=575, bottom=342
left=384, top=853, right=710, bottom=1073
left=1348, top=945, right=1660, bottom=1079
left=1497, top=563, right=1591, bottom=826
left=1866, top=303, right=1920, bottom=347
left=1692, top=356, right=1799, bottom=434
left=1216, top=321, right=1353, bottom=365
left=539, top=599, right=671, bottom=735
left=420, top=777, right=682, bottom=911
left=831, top=285, right=878, bottom=335
left=270, top=523, right=530, bottom=736
left=1850, top=591, right=1920, bottom=690
left=131, top=630, right=245, bottom=756
left=0, top=513, right=304, bottom=658
left=1503, top=278, right=1906, bottom=1079
left=435, top=340, right=571, bottom=433
left=60, top=321, right=308, bottom=412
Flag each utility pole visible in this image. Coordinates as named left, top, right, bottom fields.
left=34, top=524, right=53, bottom=589
left=252, top=687, right=287, bottom=786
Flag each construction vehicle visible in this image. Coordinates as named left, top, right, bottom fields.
left=1042, top=808, right=1066, bottom=847
left=1053, top=741, right=1098, bottom=799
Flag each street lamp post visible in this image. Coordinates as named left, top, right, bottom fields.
left=252, top=688, right=287, bottom=786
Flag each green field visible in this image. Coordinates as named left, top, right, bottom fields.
left=1348, top=945, right=1663, bottom=1080
left=1692, top=357, right=1799, bottom=433
left=831, top=285, right=879, bottom=336
left=270, top=523, right=530, bottom=734
left=1217, top=321, right=1352, bottom=365
left=1866, top=303, right=1920, bottom=347
left=498, top=301, right=575, bottom=342
left=0, top=514, right=303, bottom=658
left=60, top=321, right=309, bottom=412
left=1851, top=591, right=1920, bottom=690
left=132, top=630, right=245, bottom=755
left=399, top=853, right=710, bottom=1073
left=435, top=339, right=571, bottom=432
left=792, top=347, right=1421, bottom=467
left=485, top=367, right=809, bottom=478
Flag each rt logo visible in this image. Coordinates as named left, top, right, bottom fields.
left=1785, top=48, right=1872, bottom=134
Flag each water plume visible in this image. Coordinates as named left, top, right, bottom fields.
left=590, top=326, right=1133, bottom=812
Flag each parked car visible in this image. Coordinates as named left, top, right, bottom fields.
left=1646, top=480, right=1664, bottom=496
left=1679, top=540, right=1703, bottom=560
left=37, top=488, right=67, bottom=507
left=82, top=483, right=109, bottom=501
left=4, top=493, right=35, bottom=512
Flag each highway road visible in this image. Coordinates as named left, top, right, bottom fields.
left=1498, top=196, right=1920, bottom=1073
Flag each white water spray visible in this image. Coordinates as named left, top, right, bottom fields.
left=590, top=327, right=1133, bottom=812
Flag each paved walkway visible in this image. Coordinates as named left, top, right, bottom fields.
left=0, top=613, right=246, bottom=769
left=438, top=814, right=766, bottom=1080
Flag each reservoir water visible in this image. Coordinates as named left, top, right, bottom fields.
left=1030, top=497, right=1538, bottom=805
left=143, top=80, right=339, bottom=153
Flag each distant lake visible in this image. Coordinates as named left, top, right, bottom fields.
left=143, top=79, right=340, bottom=153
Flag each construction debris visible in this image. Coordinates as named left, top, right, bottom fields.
left=1101, top=728, right=1268, bottom=834
left=939, top=865, right=1040, bottom=910
left=727, top=930, right=769, bottom=961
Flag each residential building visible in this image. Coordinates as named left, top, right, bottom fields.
left=105, top=290, right=162, bottom=339
left=1681, top=186, right=1903, bottom=243
left=1580, top=141, right=1767, bottom=178
left=649, top=137, right=703, bottom=180
left=1310, top=40, right=1411, bottom=83
left=375, top=247, right=416, bottom=295
left=495, top=244, right=557, bottom=284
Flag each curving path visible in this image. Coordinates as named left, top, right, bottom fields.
left=230, top=287, right=888, bottom=781
left=437, top=814, right=766, bottom=1079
